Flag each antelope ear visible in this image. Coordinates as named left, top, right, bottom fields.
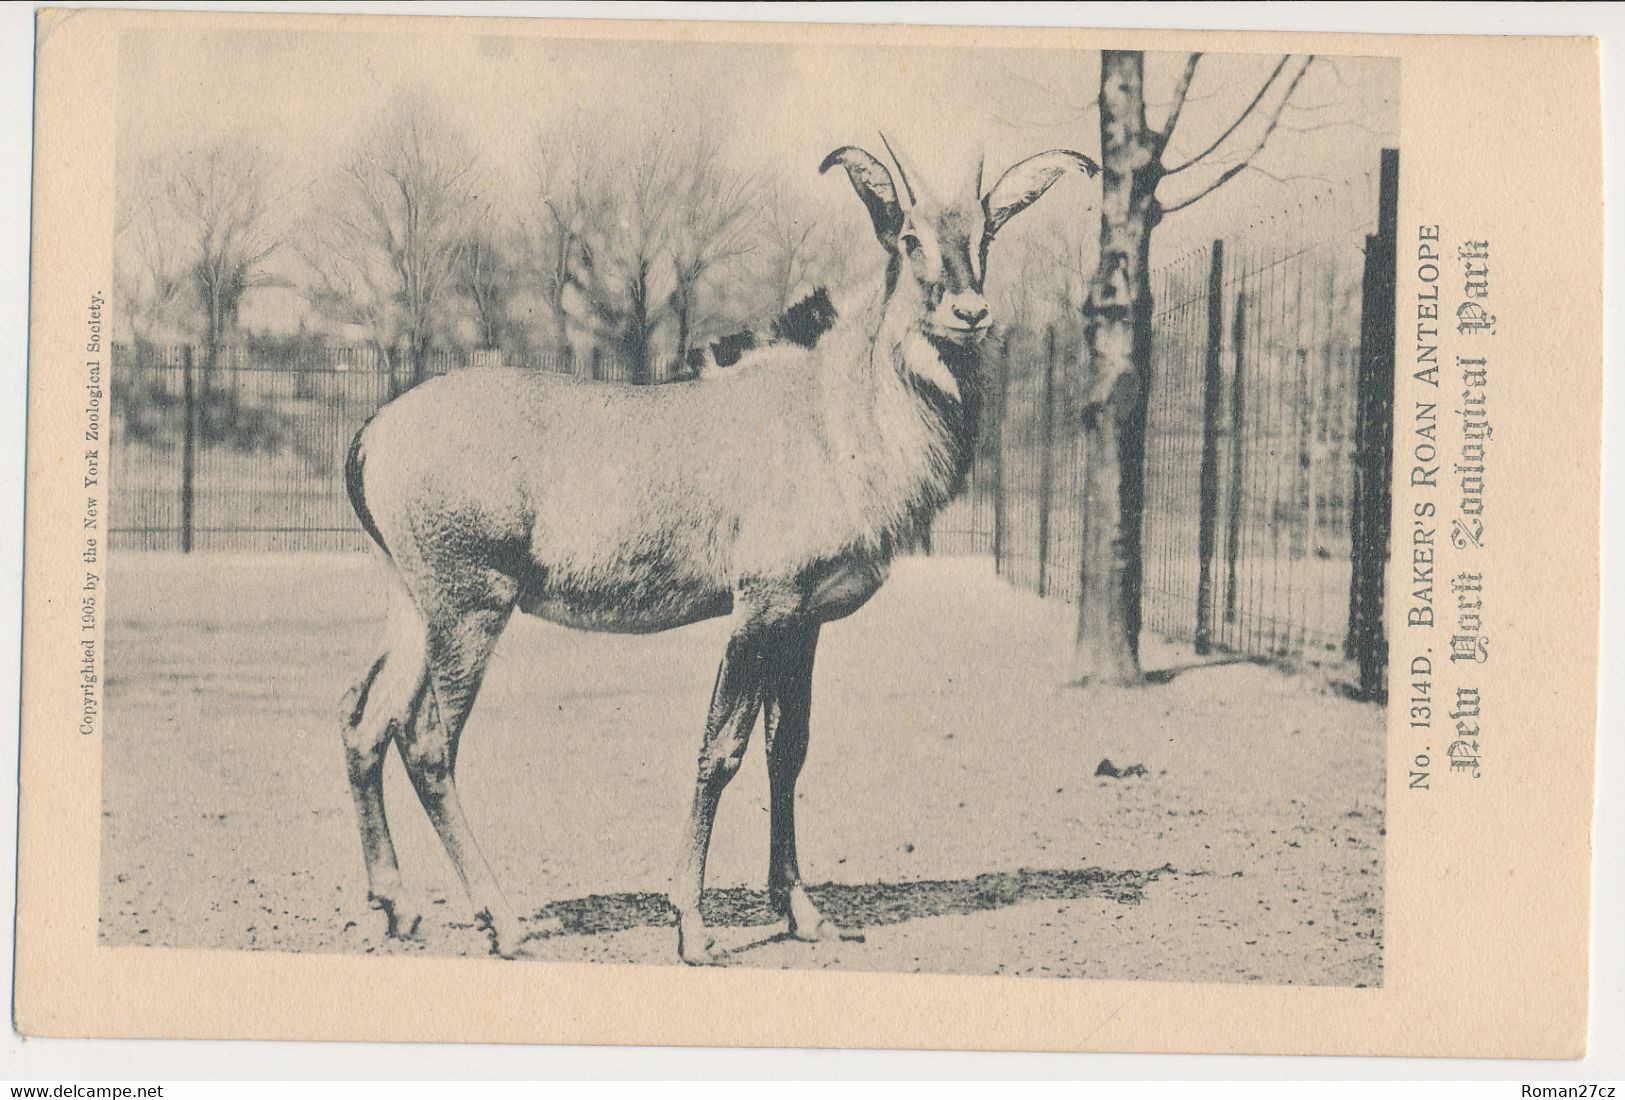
left=820, top=146, right=904, bottom=252
left=983, top=150, right=1100, bottom=235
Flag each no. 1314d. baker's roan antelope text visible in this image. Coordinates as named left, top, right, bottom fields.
left=1406, top=230, right=1492, bottom=791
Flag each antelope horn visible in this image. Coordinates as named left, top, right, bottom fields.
left=879, top=132, right=917, bottom=207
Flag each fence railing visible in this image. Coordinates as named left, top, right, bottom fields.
left=934, top=155, right=1397, bottom=683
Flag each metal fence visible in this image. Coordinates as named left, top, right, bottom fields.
left=107, top=344, right=689, bottom=552
left=935, top=153, right=1397, bottom=680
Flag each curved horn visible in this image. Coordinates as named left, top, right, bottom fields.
left=878, top=132, right=918, bottom=207
left=983, top=149, right=1100, bottom=235
left=820, top=145, right=904, bottom=251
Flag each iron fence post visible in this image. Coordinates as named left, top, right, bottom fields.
left=1347, top=148, right=1399, bottom=700
left=1223, top=290, right=1248, bottom=632
left=180, top=344, right=196, bottom=553
left=991, top=343, right=1011, bottom=573
left=1195, top=241, right=1226, bottom=654
left=1036, top=326, right=1057, bottom=597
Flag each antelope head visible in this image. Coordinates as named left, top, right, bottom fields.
left=821, top=137, right=1099, bottom=347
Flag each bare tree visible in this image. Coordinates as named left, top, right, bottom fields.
left=561, top=121, right=681, bottom=382
left=1075, top=50, right=1314, bottom=685
left=532, top=106, right=763, bottom=382
left=519, top=155, right=584, bottom=360
left=301, top=211, right=404, bottom=378
left=753, top=177, right=852, bottom=317
left=115, top=144, right=281, bottom=352
left=303, top=99, right=481, bottom=390
left=114, top=157, right=189, bottom=344
left=458, top=208, right=515, bottom=352
left=169, top=142, right=282, bottom=365
left=667, top=131, right=758, bottom=367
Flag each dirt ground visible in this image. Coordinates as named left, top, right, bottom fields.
left=101, top=552, right=1384, bottom=986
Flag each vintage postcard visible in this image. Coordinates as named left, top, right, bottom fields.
left=14, top=7, right=1602, bottom=1057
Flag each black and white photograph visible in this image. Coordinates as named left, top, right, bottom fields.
left=94, top=21, right=1402, bottom=987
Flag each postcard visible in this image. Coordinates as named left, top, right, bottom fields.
left=15, top=7, right=1602, bottom=1057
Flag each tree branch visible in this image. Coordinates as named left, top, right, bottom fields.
left=1233, top=163, right=1334, bottom=188
left=1159, top=55, right=1315, bottom=217
left=1281, top=118, right=1391, bottom=138
left=1162, top=55, right=1290, bottom=176
left=1154, top=53, right=1203, bottom=154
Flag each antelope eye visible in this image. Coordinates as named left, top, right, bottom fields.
left=901, top=233, right=922, bottom=255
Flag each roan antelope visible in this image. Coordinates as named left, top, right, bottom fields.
left=341, top=138, right=1097, bottom=965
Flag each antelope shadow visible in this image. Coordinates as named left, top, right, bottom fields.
left=523, top=864, right=1170, bottom=941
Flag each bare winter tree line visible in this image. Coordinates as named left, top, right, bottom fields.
left=115, top=96, right=869, bottom=387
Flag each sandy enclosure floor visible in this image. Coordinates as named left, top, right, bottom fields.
left=102, top=553, right=1384, bottom=986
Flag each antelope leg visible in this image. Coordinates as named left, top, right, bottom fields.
left=672, top=621, right=770, bottom=966
left=398, top=600, right=527, bottom=958
left=764, top=621, right=862, bottom=944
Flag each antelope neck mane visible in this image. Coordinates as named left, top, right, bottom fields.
left=700, top=273, right=984, bottom=563
left=802, top=271, right=985, bottom=553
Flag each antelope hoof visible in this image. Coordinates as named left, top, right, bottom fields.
left=479, top=909, right=528, bottom=960
left=677, top=915, right=720, bottom=966
left=791, top=917, right=864, bottom=945
left=784, top=889, right=863, bottom=945
left=370, top=894, right=423, bottom=941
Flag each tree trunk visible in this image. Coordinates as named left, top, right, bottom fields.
left=479, top=297, right=500, bottom=351
left=1075, top=50, right=1162, bottom=686
left=203, top=289, right=222, bottom=441
left=627, top=264, right=652, bottom=385
left=551, top=235, right=574, bottom=360
left=556, top=311, right=571, bottom=364
left=408, top=322, right=427, bottom=389
left=673, top=281, right=692, bottom=378
left=548, top=274, right=571, bottom=364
